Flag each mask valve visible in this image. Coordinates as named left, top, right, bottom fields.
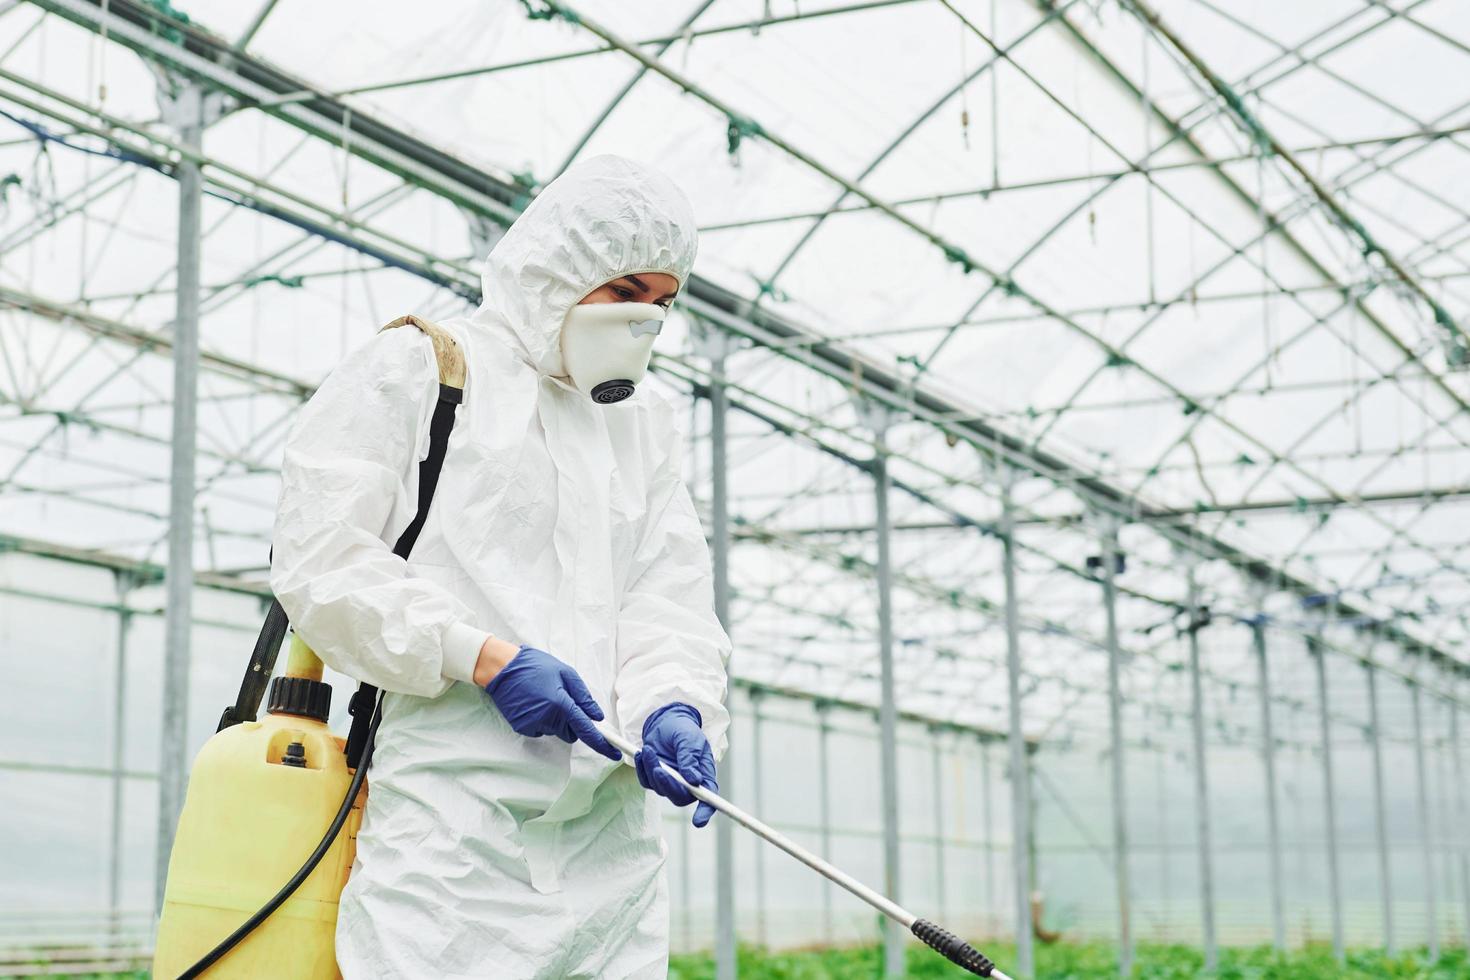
left=591, top=380, right=636, bottom=404
left=560, top=301, right=668, bottom=405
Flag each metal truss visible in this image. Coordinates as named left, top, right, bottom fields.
left=4, top=0, right=1469, bottom=967
left=2, top=0, right=1458, bottom=702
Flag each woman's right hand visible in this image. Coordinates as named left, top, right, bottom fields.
left=481, top=645, right=621, bottom=760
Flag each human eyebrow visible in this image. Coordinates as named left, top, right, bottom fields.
left=619, top=274, right=675, bottom=305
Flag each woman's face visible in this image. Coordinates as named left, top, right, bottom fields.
left=578, top=272, right=679, bottom=309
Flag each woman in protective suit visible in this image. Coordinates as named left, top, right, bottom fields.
left=270, top=155, right=730, bottom=978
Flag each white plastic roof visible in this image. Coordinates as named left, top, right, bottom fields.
left=1, top=0, right=1466, bottom=737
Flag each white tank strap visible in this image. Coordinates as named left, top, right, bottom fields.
left=380, top=314, right=466, bottom=390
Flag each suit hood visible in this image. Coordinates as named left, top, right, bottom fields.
left=472, top=154, right=698, bottom=378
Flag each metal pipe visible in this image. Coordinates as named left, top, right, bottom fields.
left=1156, top=747, right=1170, bottom=939
left=1431, top=697, right=1453, bottom=951
left=1185, top=569, right=1216, bottom=970
left=818, top=705, right=834, bottom=946
left=1251, top=618, right=1286, bottom=951
left=233, top=0, right=280, bottom=50
left=873, top=439, right=904, bottom=978
left=1122, top=0, right=1468, bottom=356
left=1364, top=659, right=1395, bottom=954
left=108, top=574, right=132, bottom=942
left=1450, top=701, right=1469, bottom=951
left=752, top=695, right=767, bottom=950
left=981, top=739, right=996, bottom=939
left=1026, top=763, right=1040, bottom=904
left=1409, top=683, right=1439, bottom=959
left=155, top=81, right=204, bottom=913
left=1309, top=634, right=1345, bottom=964
left=1000, top=478, right=1034, bottom=978
left=41, top=0, right=1470, bottom=691
left=552, top=0, right=717, bottom=177
left=596, top=725, right=1015, bottom=980
left=933, top=733, right=947, bottom=926
left=708, top=339, right=736, bottom=980
left=1100, top=523, right=1132, bottom=976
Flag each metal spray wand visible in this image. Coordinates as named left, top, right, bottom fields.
left=598, top=726, right=1014, bottom=979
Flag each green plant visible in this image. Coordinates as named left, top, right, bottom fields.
left=668, top=941, right=1468, bottom=979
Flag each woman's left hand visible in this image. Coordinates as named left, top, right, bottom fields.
left=634, top=703, right=718, bottom=827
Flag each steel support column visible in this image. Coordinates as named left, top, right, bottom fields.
left=707, top=334, right=737, bottom=980
left=872, top=427, right=904, bottom=978
left=1184, top=567, right=1216, bottom=970
left=1027, top=762, right=1040, bottom=904
left=981, top=738, right=996, bottom=938
left=1000, top=475, right=1034, bottom=978
left=1309, top=633, right=1345, bottom=964
left=1100, top=521, right=1132, bottom=976
left=155, top=81, right=205, bottom=912
left=35, top=0, right=1470, bottom=705
left=1365, top=659, right=1395, bottom=954
left=109, top=573, right=133, bottom=940
left=1251, top=617, right=1286, bottom=951
left=818, top=703, right=834, bottom=946
left=932, top=732, right=947, bottom=926
left=1410, top=683, right=1439, bottom=959
left=752, top=694, right=767, bottom=950
left=1450, top=701, right=1469, bottom=950
left=1156, top=749, right=1171, bottom=937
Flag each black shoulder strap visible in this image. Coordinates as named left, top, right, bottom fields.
left=217, top=598, right=290, bottom=732
left=344, top=381, right=462, bottom=769
left=220, top=317, right=466, bottom=757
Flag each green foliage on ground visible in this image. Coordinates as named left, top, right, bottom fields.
left=35, top=942, right=1470, bottom=978
left=668, top=941, right=1468, bottom=979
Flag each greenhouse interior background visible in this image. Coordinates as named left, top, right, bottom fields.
left=1, top=0, right=1468, bottom=977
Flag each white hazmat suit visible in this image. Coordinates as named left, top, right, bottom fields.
left=270, top=155, right=731, bottom=979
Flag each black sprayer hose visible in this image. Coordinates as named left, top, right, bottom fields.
left=177, top=697, right=383, bottom=980
left=911, top=919, right=998, bottom=976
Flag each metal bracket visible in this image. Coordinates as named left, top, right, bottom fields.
left=852, top=396, right=894, bottom=443
left=1085, top=552, right=1126, bottom=578
left=987, top=454, right=1023, bottom=497
left=112, top=567, right=140, bottom=597
left=150, top=70, right=232, bottom=133
left=1091, top=509, right=1123, bottom=542
left=691, top=318, right=739, bottom=362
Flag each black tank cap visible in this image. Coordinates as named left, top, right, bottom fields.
left=267, top=675, right=332, bottom=724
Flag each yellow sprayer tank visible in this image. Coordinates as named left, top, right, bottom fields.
left=153, top=637, right=362, bottom=979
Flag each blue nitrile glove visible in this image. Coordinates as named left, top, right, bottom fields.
left=635, top=703, right=718, bottom=828
left=484, top=646, right=620, bottom=761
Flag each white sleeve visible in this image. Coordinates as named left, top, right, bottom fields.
left=613, top=419, right=732, bottom=758
left=270, top=327, right=490, bottom=696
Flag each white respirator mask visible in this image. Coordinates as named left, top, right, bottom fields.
left=559, top=301, right=668, bottom=404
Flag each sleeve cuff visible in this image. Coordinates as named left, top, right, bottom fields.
left=441, top=621, right=491, bottom=685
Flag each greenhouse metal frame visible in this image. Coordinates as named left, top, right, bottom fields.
left=1, top=0, right=1467, bottom=977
